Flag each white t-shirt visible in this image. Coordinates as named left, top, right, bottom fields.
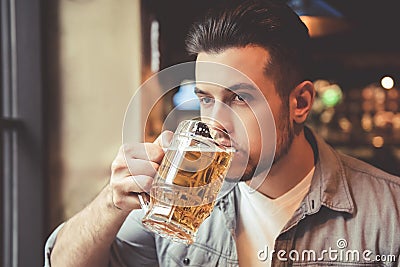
left=236, top=167, right=315, bottom=266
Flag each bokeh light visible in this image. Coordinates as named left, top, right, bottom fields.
left=372, top=136, right=384, bottom=148
left=381, top=76, right=394, bottom=90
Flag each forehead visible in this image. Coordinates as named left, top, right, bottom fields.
left=195, top=46, right=276, bottom=95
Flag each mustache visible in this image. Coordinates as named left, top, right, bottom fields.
left=227, top=134, right=248, bottom=153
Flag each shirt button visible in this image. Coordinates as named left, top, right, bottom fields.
left=183, top=258, right=190, bottom=265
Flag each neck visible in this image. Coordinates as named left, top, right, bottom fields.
left=250, top=129, right=315, bottom=199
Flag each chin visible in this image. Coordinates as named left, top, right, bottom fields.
left=225, top=164, right=255, bottom=182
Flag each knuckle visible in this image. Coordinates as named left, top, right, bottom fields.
left=159, top=130, right=174, bottom=146
left=120, top=144, right=129, bottom=153
left=144, top=177, right=153, bottom=191
left=145, top=143, right=164, bottom=162
left=111, top=158, right=127, bottom=173
left=110, top=179, right=125, bottom=192
left=121, top=143, right=140, bottom=155
left=150, top=162, right=160, bottom=171
left=113, top=195, right=124, bottom=209
left=117, top=145, right=128, bottom=159
left=109, top=179, right=119, bottom=190
left=119, top=144, right=133, bottom=158
left=110, top=161, right=121, bottom=173
left=111, top=160, right=119, bottom=171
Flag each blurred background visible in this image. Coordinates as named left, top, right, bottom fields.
left=1, top=0, right=399, bottom=266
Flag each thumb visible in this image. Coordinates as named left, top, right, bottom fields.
left=154, top=130, right=174, bottom=150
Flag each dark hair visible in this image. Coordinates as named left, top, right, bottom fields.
left=185, top=0, right=311, bottom=103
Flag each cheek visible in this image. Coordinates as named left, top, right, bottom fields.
left=199, top=106, right=211, bottom=118
left=233, top=108, right=261, bottom=149
left=248, top=103, right=277, bottom=159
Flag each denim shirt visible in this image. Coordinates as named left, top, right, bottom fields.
left=44, top=129, right=400, bottom=266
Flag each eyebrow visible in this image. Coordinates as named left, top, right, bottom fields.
left=194, top=82, right=257, bottom=95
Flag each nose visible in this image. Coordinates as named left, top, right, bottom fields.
left=206, top=100, right=234, bottom=135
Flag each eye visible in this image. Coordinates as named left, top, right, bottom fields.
left=234, top=94, right=245, bottom=102
left=233, top=93, right=252, bottom=104
left=199, top=96, right=215, bottom=105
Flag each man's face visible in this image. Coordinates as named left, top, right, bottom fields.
left=195, top=46, right=295, bottom=181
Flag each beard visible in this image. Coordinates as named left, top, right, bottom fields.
left=239, top=104, right=295, bottom=182
left=272, top=104, right=295, bottom=165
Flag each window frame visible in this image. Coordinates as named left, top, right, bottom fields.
left=1, top=0, right=45, bottom=266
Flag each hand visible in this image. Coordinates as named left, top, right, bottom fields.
left=109, top=131, right=173, bottom=211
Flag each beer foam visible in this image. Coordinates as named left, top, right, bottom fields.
left=167, top=146, right=231, bottom=153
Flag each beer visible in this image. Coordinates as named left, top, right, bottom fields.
left=140, top=120, right=234, bottom=244
left=142, top=148, right=233, bottom=244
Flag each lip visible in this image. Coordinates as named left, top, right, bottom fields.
left=226, top=143, right=241, bottom=154
left=215, top=137, right=240, bottom=152
left=231, top=141, right=247, bottom=155
left=217, top=135, right=246, bottom=154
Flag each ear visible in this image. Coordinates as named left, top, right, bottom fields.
left=290, top=81, right=315, bottom=124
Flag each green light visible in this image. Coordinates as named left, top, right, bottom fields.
left=322, top=87, right=342, bottom=107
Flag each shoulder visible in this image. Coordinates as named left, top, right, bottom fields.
left=337, top=152, right=400, bottom=215
left=338, top=152, right=400, bottom=188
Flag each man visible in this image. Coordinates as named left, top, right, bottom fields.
left=45, top=0, right=400, bottom=266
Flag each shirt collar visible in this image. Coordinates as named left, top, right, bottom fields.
left=217, top=126, right=356, bottom=234
left=303, top=126, right=355, bottom=215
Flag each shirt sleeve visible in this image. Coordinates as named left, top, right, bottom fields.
left=43, top=210, right=158, bottom=267
left=110, top=210, right=159, bottom=267
left=43, top=223, right=65, bottom=267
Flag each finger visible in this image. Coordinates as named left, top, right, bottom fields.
left=112, top=175, right=153, bottom=194
left=125, top=159, right=159, bottom=177
left=129, top=175, right=153, bottom=193
left=154, top=130, right=174, bottom=149
left=111, top=189, right=142, bottom=211
left=121, top=143, right=164, bottom=163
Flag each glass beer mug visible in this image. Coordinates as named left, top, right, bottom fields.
left=139, top=120, right=235, bottom=244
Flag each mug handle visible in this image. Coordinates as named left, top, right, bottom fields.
left=138, top=192, right=150, bottom=212
left=138, top=146, right=168, bottom=213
